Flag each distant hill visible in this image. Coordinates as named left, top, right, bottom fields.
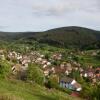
left=0, top=26, right=100, bottom=49
left=34, top=26, right=100, bottom=49
left=17, top=26, right=100, bottom=49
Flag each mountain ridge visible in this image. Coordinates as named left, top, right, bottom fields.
left=0, top=26, right=100, bottom=49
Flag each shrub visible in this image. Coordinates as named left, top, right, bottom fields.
left=80, top=83, right=100, bottom=100
left=27, top=63, right=45, bottom=85
left=45, top=75, right=72, bottom=94
left=0, top=60, right=11, bottom=78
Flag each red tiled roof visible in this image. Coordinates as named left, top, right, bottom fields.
left=71, top=92, right=80, bottom=97
left=54, top=66, right=66, bottom=74
left=73, top=83, right=81, bottom=89
left=95, top=68, right=100, bottom=71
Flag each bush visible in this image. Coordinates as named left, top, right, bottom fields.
left=80, top=83, right=100, bottom=100
left=45, top=75, right=72, bottom=94
left=46, top=75, right=59, bottom=89
left=0, top=60, right=11, bottom=78
left=27, top=63, right=45, bottom=85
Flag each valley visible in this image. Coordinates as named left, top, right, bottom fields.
left=0, top=26, right=100, bottom=100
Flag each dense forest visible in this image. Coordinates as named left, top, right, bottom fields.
left=1, top=26, right=100, bottom=49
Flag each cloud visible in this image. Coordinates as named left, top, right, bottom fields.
left=0, top=26, right=8, bottom=29
left=32, top=0, right=99, bottom=16
left=0, top=0, right=100, bottom=32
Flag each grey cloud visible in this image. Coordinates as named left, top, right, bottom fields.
left=0, top=0, right=100, bottom=32
left=0, top=26, right=8, bottom=29
left=32, top=0, right=99, bottom=16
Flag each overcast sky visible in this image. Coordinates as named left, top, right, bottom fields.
left=0, top=0, right=100, bottom=32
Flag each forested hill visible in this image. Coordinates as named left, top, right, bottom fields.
left=0, top=26, right=100, bottom=49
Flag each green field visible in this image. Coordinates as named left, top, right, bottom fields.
left=77, top=55, right=100, bottom=67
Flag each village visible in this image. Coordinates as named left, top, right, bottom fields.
left=0, top=49, right=100, bottom=94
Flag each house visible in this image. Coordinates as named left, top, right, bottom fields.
left=42, top=62, right=51, bottom=68
left=0, top=54, right=5, bottom=60
left=12, top=63, right=28, bottom=75
left=44, top=70, right=49, bottom=76
left=0, top=49, right=5, bottom=59
left=79, top=68, right=84, bottom=73
left=0, top=49, right=4, bottom=54
left=83, top=72, right=88, bottom=78
left=65, top=70, right=69, bottom=75
left=60, top=63, right=65, bottom=68
left=82, top=68, right=95, bottom=79
left=95, top=68, right=100, bottom=79
left=41, top=59, right=48, bottom=65
left=52, top=53, right=62, bottom=60
left=51, top=67, right=55, bottom=74
left=8, top=51, right=18, bottom=60
left=17, top=54, right=22, bottom=60
left=12, top=64, right=22, bottom=74
left=92, top=78, right=97, bottom=83
left=47, top=62, right=51, bottom=66
left=40, top=54, right=45, bottom=58
left=92, top=52, right=97, bottom=56
left=59, top=77, right=82, bottom=91
left=37, top=58, right=42, bottom=62
left=52, top=66, right=66, bottom=74
left=43, top=67, right=52, bottom=76
left=66, top=63, right=72, bottom=73
left=22, top=63, right=28, bottom=71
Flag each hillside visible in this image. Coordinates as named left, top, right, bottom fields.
left=0, top=79, right=81, bottom=100
left=35, top=26, right=100, bottom=49
left=0, top=26, right=100, bottom=49
left=0, top=26, right=100, bottom=100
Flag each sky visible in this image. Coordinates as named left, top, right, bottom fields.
left=0, top=0, right=100, bottom=32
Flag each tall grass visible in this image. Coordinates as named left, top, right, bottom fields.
left=0, top=79, right=82, bottom=100
left=0, top=93, right=23, bottom=100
